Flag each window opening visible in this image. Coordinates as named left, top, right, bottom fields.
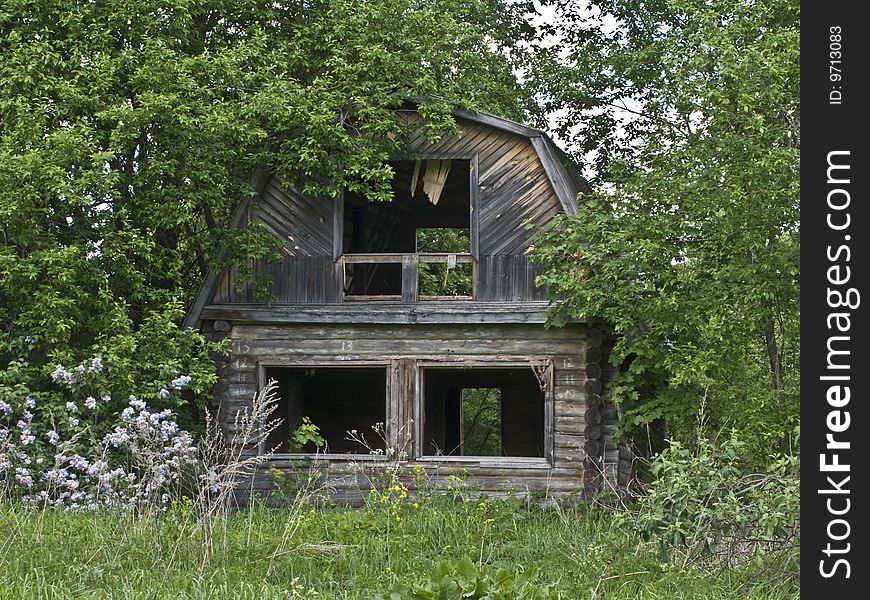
left=342, top=160, right=472, bottom=299
left=422, top=368, right=544, bottom=457
left=264, top=366, right=386, bottom=454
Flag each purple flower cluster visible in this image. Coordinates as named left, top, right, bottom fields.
left=170, top=375, right=192, bottom=390
left=51, top=364, right=78, bottom=386
left=1, top=408, right=35, bottom=478
left=96, top=396, right=197, bottom=507
left=2, top=367, right=199, bottom=512
left=50, top=357, right=104, bottom=388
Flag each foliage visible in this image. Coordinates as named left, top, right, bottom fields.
left=0, top=0, right=537, bottom=423
left=0, top=361, right=197, bottom=510
left=417, top=228, right=473, bottom=297
left=289, top=416, right=326, bottom=453
left=531, top=0, right=800, bottom=457
left=376, top=556, right=561, bottom=600
left=0, top=376, right=800, bottom=598
left=462, top=388, right=502, bottom=456
left=0, top=304, right=221, bottom=434
left=621, top=430, right=800, bottom=568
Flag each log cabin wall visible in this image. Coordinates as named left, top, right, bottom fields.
left=207, top=321, right=592, bottom=502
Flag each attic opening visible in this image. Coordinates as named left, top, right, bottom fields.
left=421, top=367, right=545, bottom=458
left=341, top=159, right=474, bottom=300
left=263, top=366, right=387, bottom=454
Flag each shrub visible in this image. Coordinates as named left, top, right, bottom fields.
left=621, top=429, right=799, bottom=568
left=0, top=357, right=198, bottom=511
left=289, top=416, right=326, bottom=452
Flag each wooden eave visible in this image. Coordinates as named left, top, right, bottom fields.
left=451, top=108, right=586, bottom=216
left=198, top=301, right=581, bottom=325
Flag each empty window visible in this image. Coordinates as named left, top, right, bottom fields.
left=342, top=160, right=472, bottom=299
left=421, top=367, right=545, bottom=458
left=264, top=367, right=387, bottom=454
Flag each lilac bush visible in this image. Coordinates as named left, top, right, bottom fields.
left=1, top=358, right=198, bottom=511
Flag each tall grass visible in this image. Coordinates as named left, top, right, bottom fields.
left=0, top=496, right=798, bottom=599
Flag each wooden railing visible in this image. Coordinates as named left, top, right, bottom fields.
left=339, top=253, right=474, bottom=302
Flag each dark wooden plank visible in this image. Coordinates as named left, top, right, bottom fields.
left=342, top=253, right=473, bottom=264
left=470, top=154, right=480, bottom=260
left=333, top=191, right=343, bottom=259
left=402, top=254, right=419, bottom=303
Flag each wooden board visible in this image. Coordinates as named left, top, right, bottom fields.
left=200, top=301, right=560, bottom=324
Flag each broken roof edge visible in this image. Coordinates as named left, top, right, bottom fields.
left=450, top=107, right=588, bottom=216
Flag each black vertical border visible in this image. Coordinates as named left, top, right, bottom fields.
left=802, top=1, right=869, bottom=595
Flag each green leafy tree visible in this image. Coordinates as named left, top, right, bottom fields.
left=531, top=0, right=800, bottom=461
left=1, top=0, right=537, bottom=416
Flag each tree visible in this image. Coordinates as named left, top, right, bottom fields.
left=0, top=0, right=537, bottom=414
left=531, top=0, right=800, bottom=461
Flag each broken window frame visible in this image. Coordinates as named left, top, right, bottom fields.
left=257, top=361, right=393, bottom=460
left=255, top=357, right=554, bottom=468
left=334, top=155, right=480, bottom=303
left=413, top=360, right=555, bottom=467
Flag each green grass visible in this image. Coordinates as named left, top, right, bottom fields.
left=0, top=496, right=798, bottom=599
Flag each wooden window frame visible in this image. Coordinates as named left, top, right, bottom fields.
left=334, top=156, right=480, bottom=303
left=413, top=359, right=554, bottom=468
left=257, top=360, right=393, bottom=460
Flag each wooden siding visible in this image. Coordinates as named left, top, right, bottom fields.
left=209, top=114, right=563, bottom=305
left=211, top=322, right=589, bottom=499
left=256, top=178, right=334, bottom=256
left=211, top=179, right=341, bottom=304
left=211, top=256, right=340, bottom=304
left=476, top=255, right=546, bottom=302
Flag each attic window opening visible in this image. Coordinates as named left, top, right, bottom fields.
left=421, top=367, right=545, bottom=458
left=262, top=366, right=387, bottom=455
left=341, top=160, right=472, bottom=300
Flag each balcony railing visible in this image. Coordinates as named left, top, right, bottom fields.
left=339, top=253, right=474, bottom=302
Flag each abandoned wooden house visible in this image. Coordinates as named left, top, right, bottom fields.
left=184, top=108, right=631, bottom=501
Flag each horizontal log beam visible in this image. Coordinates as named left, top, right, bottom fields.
left=201, top=302, right=576, bottom=324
